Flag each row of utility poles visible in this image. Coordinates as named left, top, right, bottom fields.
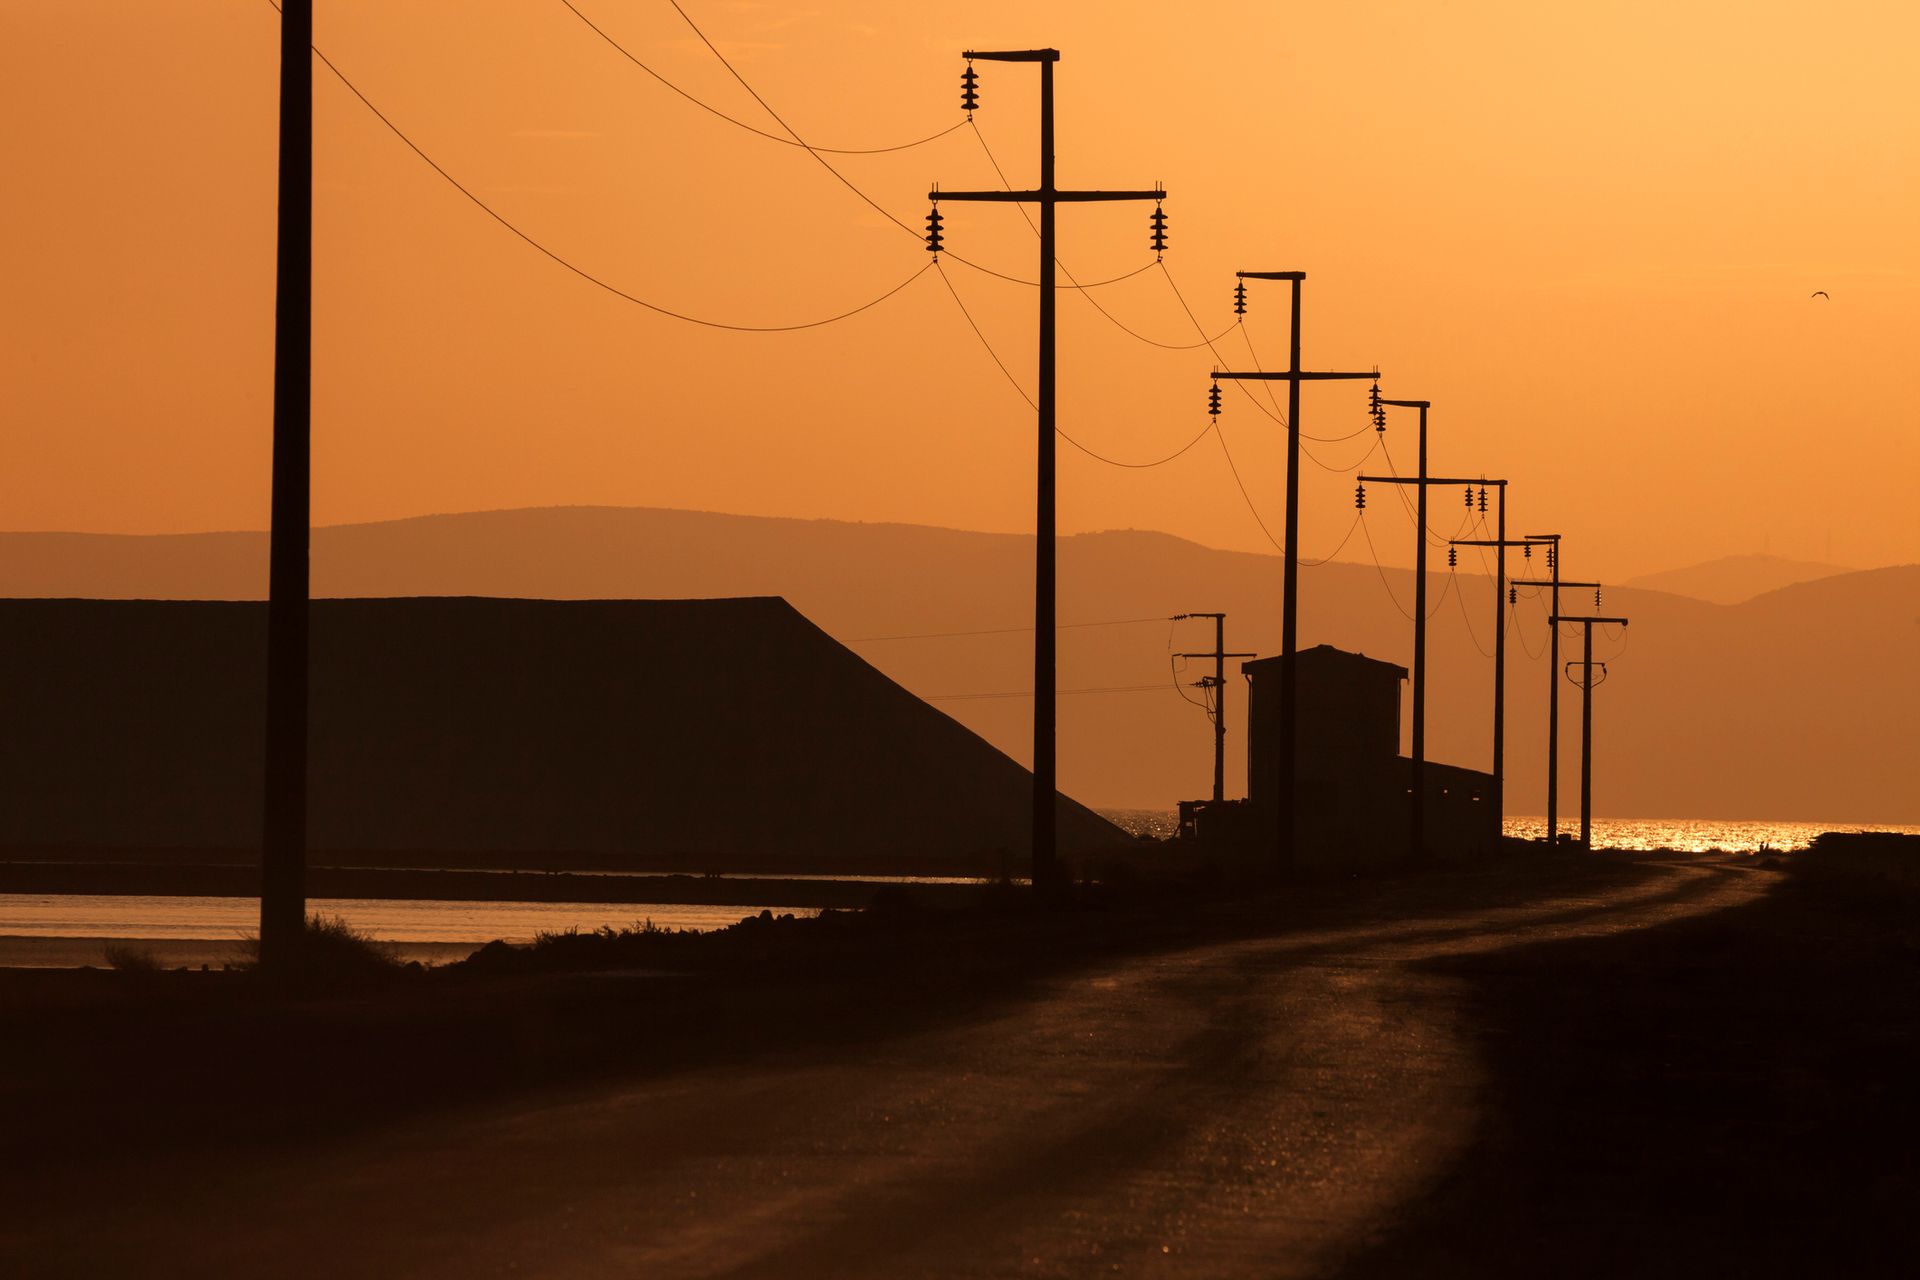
left=259, top=34, right=1630, bottom=965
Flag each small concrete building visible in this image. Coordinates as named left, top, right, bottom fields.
left=1181, top=644, right=1495, bottom=865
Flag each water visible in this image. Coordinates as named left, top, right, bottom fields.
left=0, top=894, right=819, bottom=968
left=1097, top=808, right=1181, bottom=840
left=1500, top=816, right=1920, bottom=853
left=1104, top=809, right=1920, bottom=854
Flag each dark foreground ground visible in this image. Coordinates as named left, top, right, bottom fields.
left=1, top=849, right=1915, bottom=1277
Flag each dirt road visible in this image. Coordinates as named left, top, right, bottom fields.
left=5, top=856, right=1800, bottom=1278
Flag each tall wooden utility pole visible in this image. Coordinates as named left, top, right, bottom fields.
left=1549, top=614, right=1630, bottom=849
left=1210, top=274, right=1377, bottom=868
left=1173, top=612, right=1254, bottom=805
left=1356, top=462, right=1503, bottom=860
left=262, top=0, right=312, bottom=971
left=1453, top=490, right=1531, bottom=847
left=930, top=49, right=1164, bottom=893
left=1522, top=533, right=1599, bottom=847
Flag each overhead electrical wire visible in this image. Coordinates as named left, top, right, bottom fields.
left=1358, top=509, right=1417, bottom=621
left=846, top=615, right=1169, bottom=643
left=561, top=0, right=965, bottom=154
left=298, top=32, right=933, bottom=330
left=965, top=121, right=1229, bottom=338
left=926, top=683, right=1172, bottom=702
left=934, top=259, right=1038, bottom=409
left=1157, top=266, right=1287, bottom=427
left=282, top=2, right=1467, bottom=600
left=1300, top=509, right=1364, bottom=568
left=1453, top=562, right=1494, bottom=657
left=1512, top=606, right=1546, bottom=660
left=933, top=261, right=1216, bottom=470
left=1209, top=423, right=1284, bottom=554
left=663, top=0, right=1146, bottom=291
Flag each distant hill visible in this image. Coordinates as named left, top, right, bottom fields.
left=4, top=506, right=1916, bottom=823
left=1625, top=554, right=1853, bottom=605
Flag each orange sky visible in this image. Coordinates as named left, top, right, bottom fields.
left=3, top=0, right=1916, bottom=581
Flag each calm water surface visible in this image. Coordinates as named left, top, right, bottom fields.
left=0, top=894, right=814, bottom=947
left=1102, top=809, right=1920, bottom=853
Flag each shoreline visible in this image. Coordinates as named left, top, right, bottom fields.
left=0, top=934, right=479, bottom=970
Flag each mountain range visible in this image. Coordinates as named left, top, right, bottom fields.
left=4, top=506, right=1915, bottom=823
left=1622, top=554, right=1854, bottom=605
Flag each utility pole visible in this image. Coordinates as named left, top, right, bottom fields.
left=1209, top=274, right=1378, bottom=868
left=1548, top=614, right=1630, bottom=850
left=1451, top=487, right=1525, bottom=847
left=1356, top=458, right=1503, bottom=861
left=262, top=0, right=312, bottom=972
left=1522, top=533, right=1600, bottom=848
left=1172, top=612, right=1255, bottom=805
left=930, top=49, right=1164, bottom=893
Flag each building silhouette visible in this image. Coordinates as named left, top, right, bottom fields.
left=1180, top=644, right=1494, bottom=864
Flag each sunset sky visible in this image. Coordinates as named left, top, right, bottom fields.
left=4, top=0, right=1915, bottom=581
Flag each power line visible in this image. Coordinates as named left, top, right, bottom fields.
left=561, top=0, right=966, bottom=155
left=1512, top=604, right=1546, bottom=660
left=934, top=260, right=1037, bottom=408
left=926, top=683, right=1172, bottom=702
left=1300, top=509, right=1364, bottom=568
left=665, top=0, right=1145, bottom=292
left=1069, top=420, right=1217, bottom=469
left=933, top=261, right=1216, bottom=470
left=964, top=121, right=1223, bottom=320
left=305, top=37, right=934, bottom=330
left=944, top=131, right=1251, bottom=369
left=1210, top=422, right=1284, bottom=554
left=847, top=615, right=1170, bottom=643
left=1359, top=508, right=1417, bottom=620
left=1454, top=560, right=1494, bottom=657
left=1156, top=264, right=1291, bottom=428
left=664, top=0, right=922, bottom=240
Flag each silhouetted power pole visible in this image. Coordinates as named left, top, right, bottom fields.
left=1522, top=533, right=1600, bottom=847
left=1451, top=487, right=1527, bottom=847
left=1172, top=612, right=1255, bottom=804
left=1209, top=274, right=1378, bottom=868
left=262, top=0, right=312, bottom=972
left=1549, top=613, right=1630, bottom=850
left=1357, top=444, right=1501, bottom=860
left=929, top=49, right=1165, bottom=894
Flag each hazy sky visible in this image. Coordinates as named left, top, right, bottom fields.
left=4, top=0, right=1915, bottom=580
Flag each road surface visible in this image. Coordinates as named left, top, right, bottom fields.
left=8, top=857, right=1764, bottom=1277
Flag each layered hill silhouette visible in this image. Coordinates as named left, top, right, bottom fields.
left=1623, top=553, right=1853, bottom=605
left=0, top=597, right=1124, bottom=867
left=4, top=506, right=1915, bottom=823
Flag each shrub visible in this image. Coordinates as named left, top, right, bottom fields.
left=234, top=912, right=403, bottom=985
left=103, top=943, right=161, bottom=973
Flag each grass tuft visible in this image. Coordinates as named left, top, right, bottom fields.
left=234, top=912, right=404, bottom=987
left=103, top=943, right=161, bottom=974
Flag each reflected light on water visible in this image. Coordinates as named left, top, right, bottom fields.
left=1499, top=817, right=1920, bottom=853
left=0, top=895, right=817, bottom=944
left=1103, top=808, right=1919, bottom=854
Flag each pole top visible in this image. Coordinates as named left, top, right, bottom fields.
left=964, top=48, right=1060, bottom=61
left=1235, top=270, right=1305, bottom=280
left=1380, top=398, right=1430, bottom=409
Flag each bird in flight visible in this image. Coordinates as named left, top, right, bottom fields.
left=1811, top=290, right=1830, bottom=299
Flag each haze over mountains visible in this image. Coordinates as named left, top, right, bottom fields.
left=1623, top=554, right=1854, bottom=605
left=5, top=506, right=1915, bottom=824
